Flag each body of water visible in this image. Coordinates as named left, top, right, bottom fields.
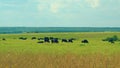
left=0, top=27, right=120, bottom=34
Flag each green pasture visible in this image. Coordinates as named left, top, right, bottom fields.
left=0, top=32, right=120, bottom=55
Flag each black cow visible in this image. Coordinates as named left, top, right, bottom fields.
left=51, top=38, right=59, bottom=43
left=44, top=37, right=50, bottom=43
left=68, top=38, right=76, bottom=43
left=62, top=39, right=68, bottom=42
left=81, top=39, right=89, bottom=43
left=31, top=37, right=36, bottom=40
left=68, top=39, right=73, bottom=43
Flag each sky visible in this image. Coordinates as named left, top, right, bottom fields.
left=0, top=0, right=120, bottom=27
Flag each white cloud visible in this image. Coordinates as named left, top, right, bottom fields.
left=86, top=0, right=100, bottom=8
left=36, top=0, right=101, bottom=13
left=37, top=0, right=81, bottom=13
left=50, top=3, right=60, bottom=13
left=37, top=1, right=62, bottom=13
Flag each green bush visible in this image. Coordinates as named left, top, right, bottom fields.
left=102, top=35, right=119, bottom=43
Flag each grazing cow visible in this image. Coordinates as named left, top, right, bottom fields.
left=31, top=37, right=36, bottom=40
left=51, top=38, right=59, bottom=43
left=68, top=38, right=76, bottom=43
left=62, top=39, right=68, bottom=42
left=37, top=41, right=44, bottom=43
left=68, top=39, right=73, bottom=43
left=81, top=39, right=89, bottom=43
left=44, top=37, right=50, bottom=43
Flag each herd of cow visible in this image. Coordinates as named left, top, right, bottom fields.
left=37, top=37, right=74, bottom=43
left=26, top=37, right=89, bottom=44
left=1, top=35, right=119, bottom=44
left=1, top=37, right=89, bottom=44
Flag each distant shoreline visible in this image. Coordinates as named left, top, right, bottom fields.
left=0, top=27, right=120, bottom=34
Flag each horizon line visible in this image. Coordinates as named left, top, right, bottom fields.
left=0, top=26, right=120, bottom=28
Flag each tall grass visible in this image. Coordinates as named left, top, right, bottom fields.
left=0, top=53, right=120, bottom=68
left=0, top=32, right=120, bottom=68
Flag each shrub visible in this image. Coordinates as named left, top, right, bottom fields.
left=2, top=38, right=6, bottom=41
left=102, top=35, right=119, bottom=43
left=19, top=37, right=27, bottom=40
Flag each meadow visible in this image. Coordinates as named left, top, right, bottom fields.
left=0, top=32, right=120, bottom=68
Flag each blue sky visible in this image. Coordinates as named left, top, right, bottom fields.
left=0, top=0, right=120, bottom=27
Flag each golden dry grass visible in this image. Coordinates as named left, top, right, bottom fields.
left=0, top=53, right=120, bottom=68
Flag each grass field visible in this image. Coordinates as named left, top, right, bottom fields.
left=0, top=32, right=120, bottom=68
